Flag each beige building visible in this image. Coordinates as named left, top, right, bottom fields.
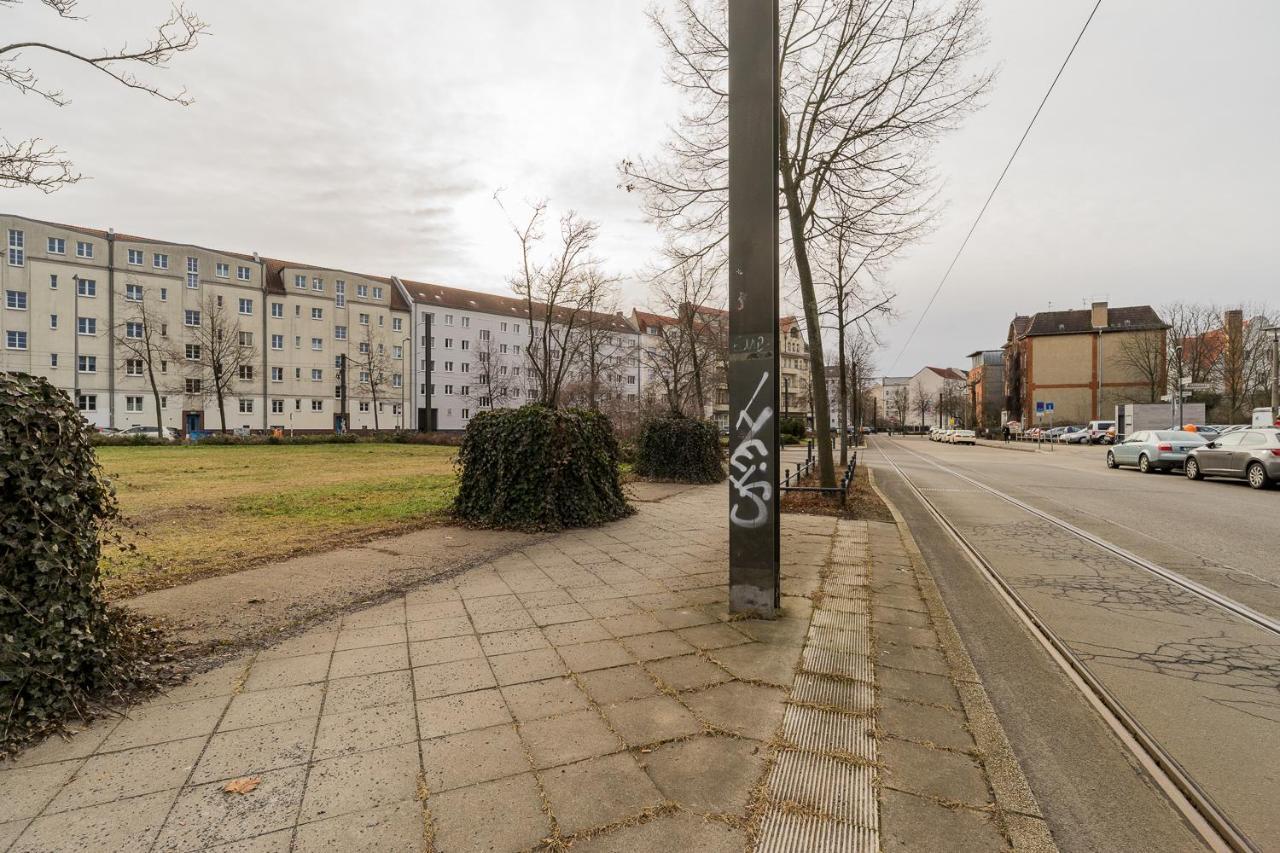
left=1003, top=301, right=1168, bottom=427
left=0, top=214, right=409, bottom=433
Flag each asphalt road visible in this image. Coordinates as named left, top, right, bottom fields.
left=866, top=435, right=1280, bottom=852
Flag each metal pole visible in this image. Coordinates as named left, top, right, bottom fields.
left=1269, top=328, right=1280, bottom=427
left=728, top=0, right=780, bottom=617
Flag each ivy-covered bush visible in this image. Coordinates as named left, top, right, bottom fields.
left=633, top=414, right=725, bottom=483
left=453, top=405, right=633, bottom=530
left=1, top=373, right=171, bottom=754
left=780, top=416, right=807, bottom=440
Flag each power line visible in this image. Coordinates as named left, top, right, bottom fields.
left=889, top=0, right=1104, bottom=373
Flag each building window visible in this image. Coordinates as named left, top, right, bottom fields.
left=125, top=283, right=143, bottom=302
left=237, top=265, right=251, bottom=281
left=48, top=237, right=65, bottom=254
left=393, top=345, right=402, bottom=359
left=372, top=286, right=383, bottom=299
left=271, top=399, right=284, bottom=414
left=334, top=325, right=350, bottom=341
left=499, top=343, right=508, bottom=354
left=125, top=321, right=143, bottom=339
left=311, top=337, right=323, bottom=351
left=311, top=399, right=323, bottom=412
left=125, top=358, right=144, bottom=376
left=185, top=344, right=201, bottom=360
left=311, top=307, right=323, bottom=320
left=460, top=340, right=470, bottom=351
left=77, top=394, right=96, bottom=412
left=50, top=353, right=58, bottom=367
left=160, top=287, right=168, bottom=301
left=76, top=240, right=93, bottom=258
left=271, top=366, right=283, bottom=382
left=479, top=329, right=490, bottom=341
left=76, top=278, right=96, bottom=297
left=239, top=298, right=253, bottom=315
left=216, top=262, right=230, bottom=278
left=126, top=396, right=144, bottom=412
left=239, top=399, right=254, bottom=413
left=311, top=368, right=323, bottom=381
left=358, top=341, right=370, bottom=354
left=239, top=365, right=254, bottom=381
left=443, top=361, right=453, bottom=372
left=7, top=229, right=23, bottom=266
left=271, top=334, right=284, bottom=350
left=127, top=249, right=143, bottom=265
left=78, top=355, right=96, bottom=373
left=359, top=401, right=370, bottom=412
left=356, top=284, right=368, bottom=298
left=77, top=317, right=96, bottom=335
left=5, top=290, right=27, bottom=309
left=443, top=338, right=453, bottom=349
left=271, top=302, right=283, bottom=318
left=377, top=315, right=384, bottom=326
left=392, top=317, right=402, bottom=332
left=185, top=378, right=202, bottom=393
left=184, top=310, right=201, bottom=326
left=187, top=273, right=199, bottom=289
left=359, top=313, right=369, bottom=325
left=294, top=274, right=307, bottom=289
left=238, top=331, right=253, bottom=346
left=154, top=253, right=169, bottom=269
left=5, top=330, right=27, bottom=350
left=50, top=313, right=58, bottom=329
left=312, top=277, right=323, bottom=292
left=443, top=384, right=453, bottom=395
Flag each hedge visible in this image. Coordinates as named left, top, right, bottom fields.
left=452, top=405, right=633, bottom=530
left=634, top=414, right=725, bottom=483
left=89, top=431, right=464, bottom=448
left=0, top=373, right=173, bottom=754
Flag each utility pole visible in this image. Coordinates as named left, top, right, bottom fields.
left=727, top=0, right=780, bottom=617
left=1267, top=326, right=1280, bottom=427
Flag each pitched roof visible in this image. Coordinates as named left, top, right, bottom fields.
left=4, top=213, right=261, bottom=262
left=400, top=278, right=635, bottom=334
left=925, top=366, right=968, bottom=381
left=634, top=309, right=679, bottom=330
left=1017, top=305, right=1167, bottom=338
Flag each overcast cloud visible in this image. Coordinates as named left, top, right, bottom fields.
left=6, top=1, right=1278, bottom=375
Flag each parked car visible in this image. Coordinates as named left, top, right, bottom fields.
left=122, top=425, right=180, bottom=441
left=950, top=429, right=976, bottom=445
left=1086, top=420, right=1116, bottom=444
left=95, top=426, right=122, bottom=436
left=1044, top=426, right=1069, bottom=441
left=1105, top=430, right=1207, bottom=473
left=1059, top=426, right=1089, bottom=444
left=1024, top=427, right=1044, bottom=441
left=1184, top=428, right=1280, bottom=489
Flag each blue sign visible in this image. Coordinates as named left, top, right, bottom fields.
left=1035, top=401, right=1044, bottom=414
left=1045, top=401, right=1054, bottom=413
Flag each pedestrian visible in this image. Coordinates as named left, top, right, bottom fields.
left=1002, top=424, right=1010, bottom=443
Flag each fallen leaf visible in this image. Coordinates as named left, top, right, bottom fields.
left=223, top=776, right=261, bottom=795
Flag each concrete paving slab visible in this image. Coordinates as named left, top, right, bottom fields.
left=411, top=658, right=496, bottom=699
left=621, top=631, right=698, bottom=661
left=542, top=619, right=611, bottom=645
left=241, top=653, right=331, bottom=693
left=311, top=701, right=417, bottom=761
left=478, top=627, right=550, bottom=656
left=404, top=615, right=472, bottom=642
left=419, top=723, right=529, bottom=793
left=299, top=742, right=419, bottom=822
left=572, top=810, right=745, bottom=852
left=878, top=696, right=974, bottom=753
left=879, top=788, right=1004, bottom=852
left=321, top=670, right=414, bottom=715
left=676, top=623, right=753, bottom=650
left=642, top=735, right=765, bottom=814
left=519, top=709, right=621, bottom=769
left=407, top=634, right=483, bottom=668
left=328, top=643, right=410, bottom=679
left=876, top=666, right=960, bottom=709
left=191, top=719, right=314, bottom=784
left=682, top=682, right=786, bottom=741
left=558, top=639, right=635, bottom=672
left=600, top=696, right=702, bottom=747
left=218, top=683, right=324, bottom=733
left=154, top=764, right=306, bottom=851
left=540, top=753, right=665, bottom=836
left=645, top=654, right=733, bottom=692
left=45, top=736, right=203, bottom=814
left=488, top=648, right=568, bottom=686
left=0, top=760, right=81, bottom=822
left=501, top=677, right=591, bottom=722
left=99, top=694, right=230, bottom=752
left=416, top=689, right=512, bottom=740
left=879, top=737, right=992, bottom=807
left=292, top=799, right=422, bottom=852
left=10, top=788, right=176, bottom=853
left=428, top=772, right=549, bottom=852
left=578, top=665, right=662, bottom=705
left=708, top=642, right=800, bottom=686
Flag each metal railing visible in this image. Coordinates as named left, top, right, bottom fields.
left=781, top=449, right=859, bottom=504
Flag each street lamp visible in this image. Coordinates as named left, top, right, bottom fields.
left=1265, top=326, right=1280, bottom=428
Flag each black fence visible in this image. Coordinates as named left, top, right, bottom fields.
left=780, top=441, right=859, bottom=504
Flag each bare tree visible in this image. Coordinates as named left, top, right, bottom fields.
left=639, top=311, right=693, bottom=415
left=499, top=195, right=614, bottom=409
left=889, top=384, right=910, bottom=429
left=114, top=285, right=174, bottom=430
left=1217, top=306, right=1273, bottom=423
left=1115, top=329, right=1166, bottom=403
left=1, top=1, right=206, bottom=192
left=910, top=380, right=933, bottom=430
left=621, top=0, right=991, bottom=485
left=467, top=333, right=515, bottom=412
left=566, top=272, right=628, bottom=412
left=188, top=294, right=253, bottom=434
left=353, top=324, right=394, bottom=431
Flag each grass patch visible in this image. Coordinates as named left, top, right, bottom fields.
left=97, top=443, right=459, bottom=597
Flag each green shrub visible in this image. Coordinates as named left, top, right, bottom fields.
left=452, top=405, right=633, bottom=530
left=633, top=414, right=725, bottom=483
left=1, top=373, right=172, bottom=754
left=780, top=416, right=807, bottom=440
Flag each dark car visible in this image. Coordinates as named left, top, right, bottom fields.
left=1184, top=428, right=1280, bottom=489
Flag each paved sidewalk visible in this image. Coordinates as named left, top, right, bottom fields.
left=1, top=481, right=1048, bottom=852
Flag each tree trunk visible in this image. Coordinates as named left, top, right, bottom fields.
left=779, top=169, right=836, bottom=487
left=372, top=387, right=380, bottom=431
left=837, top=322, right=848, bottom=468
left=146, top=360, right=164, bottom=434
left=214, top=383, right=227, bottom=433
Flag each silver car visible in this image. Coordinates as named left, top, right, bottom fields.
left=1184, top=428, right=1280, bottom=489
left=1105, top=430, right=1206, bottom=473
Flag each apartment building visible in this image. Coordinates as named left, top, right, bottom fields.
left=966, top=349, right=1005, bottom=434
left=396, top=279, right=640, bottom=432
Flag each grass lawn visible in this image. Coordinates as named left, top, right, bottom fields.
left=97, top=443, right=459, bottom=598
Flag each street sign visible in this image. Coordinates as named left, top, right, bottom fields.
left=1045, top=401, right=1054, bottom=413
left=1035, top=401, right=1044, bottom=419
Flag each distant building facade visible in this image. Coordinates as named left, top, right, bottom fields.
left=1003, top=301, right=1168, bottom=426
left=966, top=350, right=1005, bottom=434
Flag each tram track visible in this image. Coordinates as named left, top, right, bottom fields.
left=874, top=437, right=1263, bottom=853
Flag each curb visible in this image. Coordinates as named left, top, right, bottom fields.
left=868, top=467, right=1059, bottom=853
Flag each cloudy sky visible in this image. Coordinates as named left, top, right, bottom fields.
left=7, top=1, right=1278, bottom=375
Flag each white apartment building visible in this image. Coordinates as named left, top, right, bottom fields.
left=396, top=279, right=640, bottom=431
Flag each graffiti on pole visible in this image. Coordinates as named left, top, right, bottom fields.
left=729, top=371, right=774, bottom=529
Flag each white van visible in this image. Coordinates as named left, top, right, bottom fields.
left=1252, top=408, right=1279, bottom=428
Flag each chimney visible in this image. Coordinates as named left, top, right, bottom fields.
left=1224, top=308, right=1244, bottom=340
left=253, top=251, right=260, bottom=263
left=1091, top=301, right=1108, bottom=330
